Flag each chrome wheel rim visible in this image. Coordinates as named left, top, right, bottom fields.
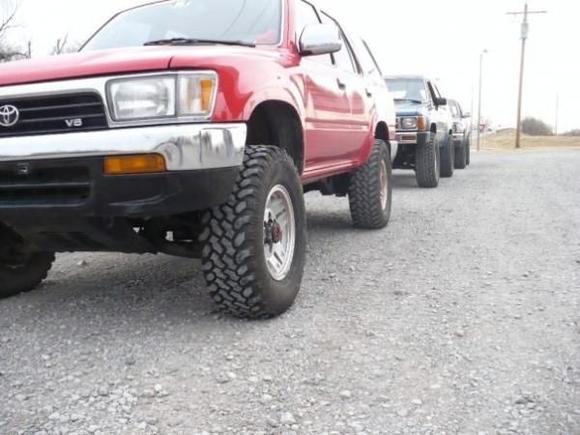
left=379, top=159, right=389, bottom=210
left=263, top=185, right=296, bottom=281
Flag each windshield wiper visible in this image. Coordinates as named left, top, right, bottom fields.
left=144, top=38, right=256, bottom=48
left=394, top=98, right=424, bottom=104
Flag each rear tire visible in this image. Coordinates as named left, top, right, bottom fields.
left=200, top=145, right=306, bottom=319
left=415, top=134, right=440, bottom=188
left=454, top=139, right=467, bottom=169
left=440, top=135, right=455, bottom=178
left=466, top=136, right=471, bottom=166
left=0, top=225, right=54, bottom=299
left=348, top=140, right=392, bottom=229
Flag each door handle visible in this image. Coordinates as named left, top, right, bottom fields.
left=337, top=78, right=346, bottom=90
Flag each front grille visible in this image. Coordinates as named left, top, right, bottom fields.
left=0, top=166, right=91, bottom=206
left=0, top=93, right=107, bottom=138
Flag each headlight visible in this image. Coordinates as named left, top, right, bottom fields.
left=107, top=72, right=217, bottom=122
left=401, top=117, right=418, bottom=130
left=108, top=76, right=176, bottom=121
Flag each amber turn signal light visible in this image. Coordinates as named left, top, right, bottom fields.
left=417, top=116, right=428, bottom=131
left=104, top=154, right=167, bottom=175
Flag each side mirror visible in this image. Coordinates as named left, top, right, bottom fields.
left=299, top=23, right=342, bottom=56
left=435, top=97, right=448, bottom=106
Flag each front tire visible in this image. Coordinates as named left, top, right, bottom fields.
left=348, top=140, right=392, bottom=229
left=200, top=145, right=306, bottom=319
left=466, top=136, right=471, bottom=166
left=0, top=225, right=54, bottom=299
left=415, top=134, right=440, bottom=188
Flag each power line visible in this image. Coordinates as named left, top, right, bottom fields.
left=506, top=3, right=547, bottom=149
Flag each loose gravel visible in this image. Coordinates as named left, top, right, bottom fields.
left=1, top=149, right=579, bottom=434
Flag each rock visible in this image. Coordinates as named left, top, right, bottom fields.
left=397, top=409, right=409, bottom=418
left=515, top=395, right=535, bottom=405
left=145, top=417, right=158, bottom=425
left=216, top=373, right=236, bottom=384
left=141, top=388, right=156, bottom=398
left=267, top=417, right=279, bottom=428
left=216, top=374, right=230, bottom=384
left=339, top=390, right=352, bottom=399
left=280, top=412, right=297, bottom=425
left=411, top=399, right=423, bottom=406
left=77, top=260, right=89, bottom=267
left=261, top=394, right=273, bottom=403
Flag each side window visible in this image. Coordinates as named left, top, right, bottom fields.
left=333, top=32, right=356, bottom=73
left=450, top=103, right=459, bottom=118
left=321, top=13, right=356, bottom=74
left=295, top=0, right=332, bottom=66
left=352, top=38, right=382, bottom=79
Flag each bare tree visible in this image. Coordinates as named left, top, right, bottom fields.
left=51, top=34, right=80, bottom=55
left=52, top=35, right=68, bottom=55
left=0, top=1, right=27, bottom=62
left=0, top=4, right=17, bottom=37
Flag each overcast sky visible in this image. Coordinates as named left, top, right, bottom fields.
left=6, top=0, right=579, bottom=132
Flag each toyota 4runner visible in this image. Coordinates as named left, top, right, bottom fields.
left=0, top=0, right=397, bottom=318
left=385, top=75, right=454, bottom=188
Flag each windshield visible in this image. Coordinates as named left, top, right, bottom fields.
left=386, top=78, right=428, bottom=104
left=83, top=0, right=282, bottom=51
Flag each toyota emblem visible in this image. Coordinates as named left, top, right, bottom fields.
left=0, top=105, right=20, bottom=128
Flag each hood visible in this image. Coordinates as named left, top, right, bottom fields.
left=0, top=45, right=280, bottom=87
left=394, top=100, right=428, bottom=117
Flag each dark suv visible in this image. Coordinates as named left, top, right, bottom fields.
left=448, top=99, right=472, bottom=169
left=385, top=75, right=454, bottom=188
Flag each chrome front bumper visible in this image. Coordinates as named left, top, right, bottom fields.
left=0, top=123, right=247, bottom=171
left=396, top=132, right=419, bottom=145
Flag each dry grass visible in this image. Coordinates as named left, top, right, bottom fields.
left=481, top=130, right=580, bottom=150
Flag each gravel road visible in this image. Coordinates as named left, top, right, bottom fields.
left=1, top=149, right=579, bottom=435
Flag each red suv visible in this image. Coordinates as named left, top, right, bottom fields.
left=0, top=0, right=396, bottom=318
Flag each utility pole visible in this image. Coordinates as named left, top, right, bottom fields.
left=554, top=93, right=559, bottom=136
left=477, top=49, right=487, bottom=152
left=507, top=3, right=547, bottom=149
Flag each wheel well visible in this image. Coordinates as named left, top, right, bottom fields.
left=374, top=121, right=391, bottom=153
left=246, top=101, right=304, bottom=174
